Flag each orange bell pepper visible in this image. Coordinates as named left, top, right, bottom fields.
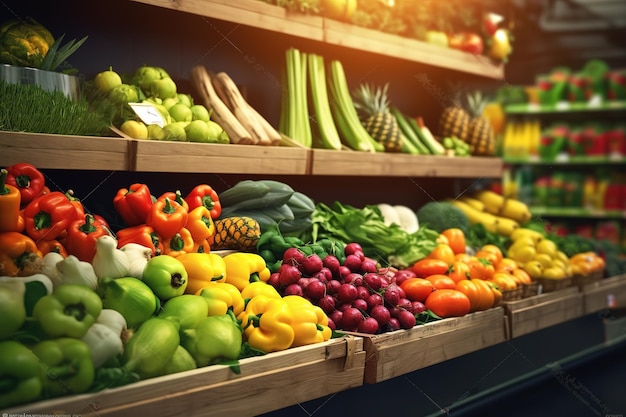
left=36, top=239, right=69, bottom=258
left=146, top=197, right=188, bottom=240
left=162, top=227, right=195, bottom=257
left=0, top=169, right=24, bottom=233
left=0, top=231, right=43, bottom=277
left=186, top=206, right=215, bottom=243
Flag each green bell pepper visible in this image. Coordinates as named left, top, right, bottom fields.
left=122, top=317, right=180, bottom=379
left=181, top=310, right=243, bottom=367
left=32, top=283, right=102, bottom=339
left=31, top=338, right=95, bottom=398
left=0, top=340, right=43, bottom=408
left=159, top=294, right=209, bottom=331
left=0, top=279, right=26, bottom=339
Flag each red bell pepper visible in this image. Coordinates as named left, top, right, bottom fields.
left=162, top=227, right=195, bottom=257
left=185, top=184, right=222, bottom=219
left=0, top=169, right=24, bottom=233
left=37, top=239, right=69, bottom=258
left=113, top=183, right=154, bottom=227
left=116, top=224, right=164, bottom=256
left=65, top=190, right=86, bottom=220
left=23, top=191, right=82, bottom=241
left=65, top=214, right=111, bottom=262
left=4, top=162, right=46, bottom=206
left=146, top=197, right=188, bottom=240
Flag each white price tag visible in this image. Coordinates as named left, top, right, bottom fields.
left=555, top=101, right=570, bottom=111
left=129, top=103, right=166, bottom=127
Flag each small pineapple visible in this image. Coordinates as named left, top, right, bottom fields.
left=438, top=105, right=471, bottom=142
left=353, top=83, right=403, bottom=153
left=465, top=91, right=496, bottom=156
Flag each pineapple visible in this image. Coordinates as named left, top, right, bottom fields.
left=353, top=83, right=403, bottom=153
left=438, top=90, right=471, bottom=142
left=465, top=91, right=496, bottom=156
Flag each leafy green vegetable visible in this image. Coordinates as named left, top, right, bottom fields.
left=465, top=223, right=509, bottom=255
left=303, top=201, right=439, bottom=268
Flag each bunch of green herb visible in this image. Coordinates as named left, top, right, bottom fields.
left=304, top=201, right=439, bottom=268
left=0, top=80, right=110, bottom=136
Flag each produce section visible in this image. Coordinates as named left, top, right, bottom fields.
left=1, top=0, right=625, bottom=416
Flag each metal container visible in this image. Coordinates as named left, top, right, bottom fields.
left=0, top=64, right=80, bottom=100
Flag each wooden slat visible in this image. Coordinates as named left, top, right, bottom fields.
left=6, top=337, right=365, bottom=417
left=0, top=131, right=130, bottom=170
left=310, top=149, right=504, bottom=178
left=503, top=286, right=584, bottom=338
left=582, top=274, right=626, bottom=314
left=347, top=308, right=507, bottom=384
left=133, top=140, right=310, bottom=174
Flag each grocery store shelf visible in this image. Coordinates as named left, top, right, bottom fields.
left=0, top=131, right=504, bottom=178
left=504, top=100, right=626, bottom=114
left=503, top=155, right=626, bottom=165
left=130, top=0, right=504, bottom=79
left=530, top=206, right=626, bottom=219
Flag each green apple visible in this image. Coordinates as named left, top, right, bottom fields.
left=94, top=67, right=122, bottom=95
left=185, top=120, right=211, bottom=142
left=120, top=120, right=148, bottom=139
left=108, top=84, right=139, bottom=104
left=177, top=93, right=193, bottom=107
left=133, top=66, right=162, bottom=91
left=206, top=120, right=229, bottom=143
left=163, top=122, right=187, bottom=141
left=150, top=77, right=177, bottom=100
left=147, top=124, right=166, bottom=140
left=162, top=97, right=179, bottom=110
left=190, top=104, right=211, bottom=122
left=168, top=103, right=193, bottom=123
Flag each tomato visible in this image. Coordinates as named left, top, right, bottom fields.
left=496, top=257, right=518, bottom=274
left=449, top=32, right=484, bottom=55
left=400, top=278, right=434, bottom=303
left=425, top=274, right=457, bottom=290
left=425, top=289, right=471, bottom=318
left=455, top=253, right=473, bottom=263
left=490, top=272, right=518, bottom=291
left=475, top=249, right=500, bottom=269
left=447, top=261, right=471, bottom=284
left=411, top=258, right=449, bottom=278
left=489, top=282, right=503, bottom=307
left=467, top=256, right=495, bottom=280
left=456, top=278, right=495, bottom=312
left=511, top=268, right=532, bottom=285
left=426, top=243, right=456, bottom=266
left=441, top=228, right=466, bottom=255
left=478, top=244, right=504, bottom=265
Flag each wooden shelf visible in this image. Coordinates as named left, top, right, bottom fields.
left=0, top=131, right=504, bottom=178
left=505, top=100, right=626, bottom=115
left=130, top=0, right=504, bottom=80
left=530, top=206, right=626, bottom=219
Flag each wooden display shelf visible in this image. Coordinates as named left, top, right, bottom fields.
left=346, top=307, right=507, bottom=384
left=582, top=274, right=626, bottom=314
left=6, top=336, right=365, bottom=417
left=131, top=0, right=504, bottom=80
left=0, top=131, right=132, bottom=171
left=502, top=286, right=584, bottom=339
left=132, top=139, right=311, bottom=174
left=310, top=149, right=504, bottom=178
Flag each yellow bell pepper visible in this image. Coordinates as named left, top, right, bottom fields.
left=222, top=252, right=271, bottom=291
left=196, top=281, right=245, bottom=316
left=282, top=295, right=332, bottom=347
left=177, top=252, right=226, bottom=295
left=240, top=281, right=281, bottom=301
left=241, top=295, right=294, bottom=353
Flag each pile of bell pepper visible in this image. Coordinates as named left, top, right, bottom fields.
left=113, top=182, right=221, bottom=257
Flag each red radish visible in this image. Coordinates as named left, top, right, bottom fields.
left=393, top=269, right=417, bottom=286
left=352, top=298, right=368, bottom=311
left=412, top=301, right=427, bottom=314
left=318, top=267, right=333, bottom=281
left=327, top=317, right=337, bottom=331
left=297, top=277, right=311, bottom=288
left=383, top=286, right=401, bottom=306
left=323, top=255, right=341, bottom=277
left=363, top=273, right=382, bottom=291
left=301, top=254, right=323, bottom=275
left=369, top=304, right=391, bottom=326
left=397, top=310, right=417, bottom=329
left=329, top=310, right=343, bottom=328
left=358, top=317, right=379, bottom=334
left=326, top=279, right=341, bottom=294
left=360, top=258, right=378, bottom=273
left=344, top=272, right=363, bottom=286
left=336, top=283, right=358, bottom=303
left=338, top=265, right=352, bottom=280
left=318, top=295, right=336, bottom=314
left=396, top=298, right=413, bottom=311
left=342, top=307, right=364, bottom=329
left=305, top=279, right=326, bottom=300
left=283, top=247, right=305, bottom=266
left=283, top=283, right=303, bottom=296
left=356, top=284, right=370, bottom=300
left=278, top=264, right=301, bottom=286
left=344, top=242, right=363, bottom=256
left=367, top=293, right=384, bottom=309
left=344, top=254, right=362, bottom=272
left=388, top=317, right=401, bottom=331
left=268, top=272, right=280, bottom=288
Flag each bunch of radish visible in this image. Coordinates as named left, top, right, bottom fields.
left=267, top=242, right=425, bottom=334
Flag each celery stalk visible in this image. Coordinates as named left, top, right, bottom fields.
left=308, top=54, right=342, bottom=150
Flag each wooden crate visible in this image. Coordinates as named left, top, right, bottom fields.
left=582, top=274, right=626, bottom=314
left=503, top=286, right=584, bottom=339
left=347, top=307, right=507, bottom=384
left=5, top=336, right=365, bottom=417
left=309, top=149, right=503, bottom=178
left=132, top=140, right=310, bottom=174
left=0, top=131, right=131, bottom=170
